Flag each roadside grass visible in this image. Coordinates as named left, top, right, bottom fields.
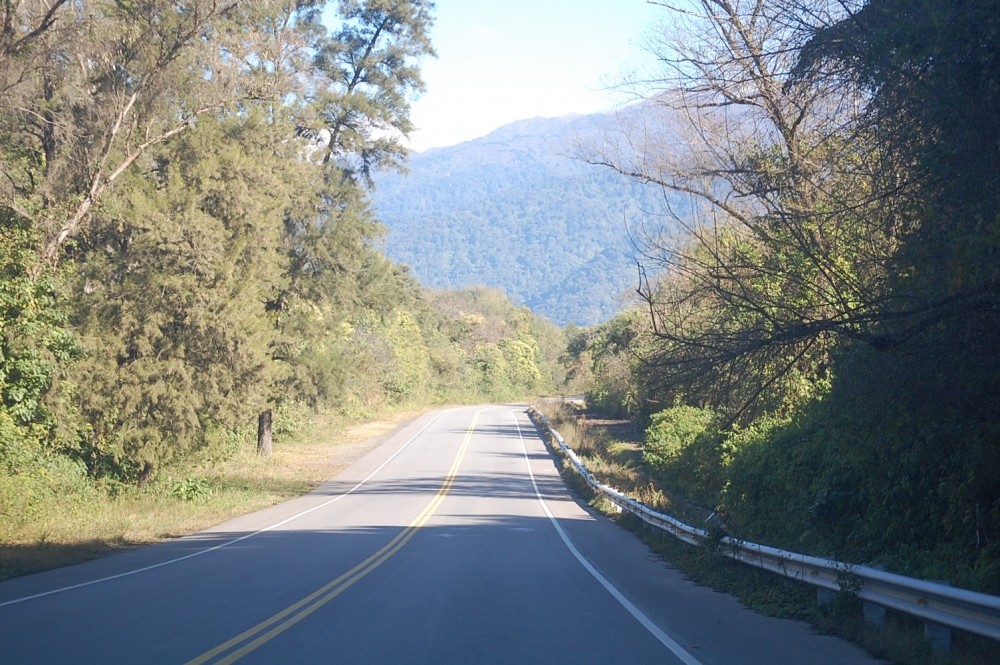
left=531, top=401, right=1000, bottom=665
left=0, top=407, right=428, bottom=581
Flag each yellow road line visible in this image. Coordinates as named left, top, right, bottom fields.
left=185, top=410, right=481, bottom=665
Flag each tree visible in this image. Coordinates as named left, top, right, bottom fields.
left=0, top=0, right=68, bottom=62
left=582, top=0, right=892, bottom=418
left=0, top=216, right=81, bottom=473
left=792, top=0, right=1000, bottom=348
left=68, top=111, right=301, bottom=478
left=785, top=0, right=1000, bottom=573
left=0, top=0, right=450, bottom=478
left=306, top=0, right=435, bottom=181
left=0, top=0, right=307, bottom=267
left=258, top=0, right=435, bottom=449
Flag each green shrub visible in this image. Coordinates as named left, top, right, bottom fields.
left=642, top=405, right=727, bottom=506
left=0, top=469, right=50, bottom=526
left=170, top=477, right=213, bottom=503
left=273, top=402, right=310, bottom=441
left=643, top=405, right=717, bottom=469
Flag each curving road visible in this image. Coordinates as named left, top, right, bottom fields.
left=0, top=406, right=881, bottom=664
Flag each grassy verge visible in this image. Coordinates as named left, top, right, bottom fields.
left=0, top=406, right=431, bottom=581
left=531, top=401, right=1000, bottom=665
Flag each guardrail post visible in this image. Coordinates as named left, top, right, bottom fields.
left=863, top=601, right=886, bottom=626
left=924, top=580, right=952, bottom=654
left=863, top=565, right=886, bottom=626
left=924, top=621, right=951, bottom=654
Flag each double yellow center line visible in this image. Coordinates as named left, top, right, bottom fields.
left=185, top=411, right=481, bottom=665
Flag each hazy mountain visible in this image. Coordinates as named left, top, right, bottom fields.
left=372, top=111, right=679, bottom=326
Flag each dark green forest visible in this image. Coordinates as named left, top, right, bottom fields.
left=0, top=0, right=561, bottom=524
left=372, top=113, right=679, bottom=326
left=566, top=0, right=1000, bottom=595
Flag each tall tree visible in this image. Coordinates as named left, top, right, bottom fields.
left=0, top=0, right=440, bottom=474
left=255, top=0, right=435, bottom=445
left=68, top=110, right=306, bottom=478
left=583, top=0, right=890, bottom=418
left=0, top=0, right=312, bottom=266
left=794, top=0, right=1000, bottom=343
left=308, top=0, right=435, bottom=180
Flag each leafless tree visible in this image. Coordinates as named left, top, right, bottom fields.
left=579, top=0, right=907, bottom=418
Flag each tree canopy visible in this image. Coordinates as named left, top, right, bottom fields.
left=0, top=0, right=563, bottom=494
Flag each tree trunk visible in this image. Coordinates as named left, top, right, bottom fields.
left=137, top=462, right=153, bottom=486
left=257, top=409, right=273, bottom=457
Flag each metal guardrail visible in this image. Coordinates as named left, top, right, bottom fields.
left=527, top=408, right=1000, bottom=644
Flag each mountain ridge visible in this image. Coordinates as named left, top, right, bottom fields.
left=373, top=109, right=674, bottom=326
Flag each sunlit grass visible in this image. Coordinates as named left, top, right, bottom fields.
left=0, top=407, right=428, bottom=581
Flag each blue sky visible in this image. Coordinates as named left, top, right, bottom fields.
left=406, top=0, right=661, bottom=151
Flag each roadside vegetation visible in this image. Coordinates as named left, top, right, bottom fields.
left=0, top=0, right=566, bottom=578
left=1, top=406, right=418, bottom=580
left=537, top=0, right=1000, bottom=660
left=534, top=402, right=999, bottom=665
left=0, top=275, right=563, bottom=579
left=565, top=0, right=1000, bottom=597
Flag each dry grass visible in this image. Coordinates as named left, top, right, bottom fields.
left=0, top=407, right=429, bottom=580
left=536, top=401, right=713, bottom=525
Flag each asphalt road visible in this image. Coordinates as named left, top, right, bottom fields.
left=0, top=406, right=882, bottom=664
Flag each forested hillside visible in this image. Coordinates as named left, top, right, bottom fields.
left=372, top=113, right=677, bottom=326
left=566, top=0, right=1000, bottom=598
left=0, top=0, right=563, bottom=540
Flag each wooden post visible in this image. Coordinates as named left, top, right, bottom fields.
left=257, top=409, right=273, bottom=457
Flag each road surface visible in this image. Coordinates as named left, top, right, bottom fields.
left=0, top=406, right=881, bottom=664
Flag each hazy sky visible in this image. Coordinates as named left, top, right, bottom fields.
left=406, top=0, right=661, bottom=151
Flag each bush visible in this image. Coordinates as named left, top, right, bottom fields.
left=170, top=477, right=213, bottom=503
left=642, top=405, right=727, bottom=507
left=643, top=405, right=716, bottom=469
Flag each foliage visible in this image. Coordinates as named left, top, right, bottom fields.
left=577, top=0, right=1000, bottom=595
left=0, top=0, right=569, bottom=507
left=422, top=286, right=559, bottom=401
left=66, top=112, right=297, bottom=479
left=0, top=0, right=302, bottom=264
left=643, top=405, right=727, bottom=508
left=373, top=113, right=677, bottom=325
left=311, top=0, right=436, bottom=180
left=339, top=307, right=432, bottom=416
left=473, top=338, right=542, bottom=399
left=643, top=405, right=716, bottom=468
left=580, top=310, right=649, bottom=418
left=170, top=477, right=213, bottom=503
left=560, top=324, right=595, bottom=394
left=0, top=220, right=81, bottom=474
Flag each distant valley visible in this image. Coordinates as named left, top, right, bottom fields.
left=372, top=111, right=676, bottom=326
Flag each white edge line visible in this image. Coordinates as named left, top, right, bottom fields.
left=511, top=410, right=704, bottom=665
left=0, top=410, right=446, bottom=609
